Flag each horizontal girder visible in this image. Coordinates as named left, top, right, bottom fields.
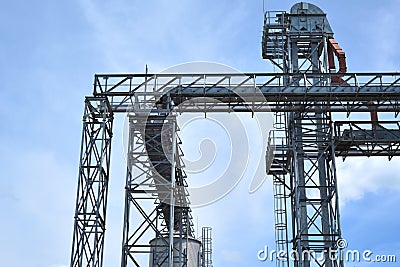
left=92, top=72, right=400, bottom=113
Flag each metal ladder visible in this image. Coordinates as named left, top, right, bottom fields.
left=268, top=112, right=290, bottom=267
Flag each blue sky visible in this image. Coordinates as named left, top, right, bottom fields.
left=1, top=0, right=400, bottom=266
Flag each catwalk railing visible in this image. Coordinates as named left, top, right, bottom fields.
left=334, top=121, right=400, bottom=159
left=92, top=72, right=400, bottom=113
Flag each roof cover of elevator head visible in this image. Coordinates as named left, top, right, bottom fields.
left=289, top=2, right=333, bottom=34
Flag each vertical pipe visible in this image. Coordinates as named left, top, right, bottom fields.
left=330, top=134, right=343, bottom=267
left=291, top=41, right=299, bottom=74
left=295, top=121, right=309, bottom=267
left=312, top=39, right=333, bottom=267
left=290, top=39, right=309, bottom=267
left=316, top=112, right=332, bottom=267
left=169, top=118, right=177, bottom=266
left=121, top=117, right=133, bottom=267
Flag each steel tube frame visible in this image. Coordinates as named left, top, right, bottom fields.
left=91, top=73, right=400, bottom=113
left=71, top=70, right=400, bottom=267
left=70, top=68, right=400, bottom=267
left=119, top=113, right=193, bottom=267
left=70, top=5, right=400, bottom=267
left=70, top=97, right=113, bottom=267
left=201, top=227, right=213, bottom=267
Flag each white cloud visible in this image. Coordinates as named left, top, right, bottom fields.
left=337, top=157, right=400, bottom=205
left=78, top=0, right=255, bottom=72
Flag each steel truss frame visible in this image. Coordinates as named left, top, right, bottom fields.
left=70, top=5, right=400, bottom=267
left=121, top=114, right=193, bottom=267
left=93, top=72, right=400, bottom=113
left=260, top=4, right=399, bottom=266
left=71, top=71, right=400, bottom=267
left=289, top=110, right=341, bottom=267
left=71, top=97, right=114, bottom=267
left=334, top=121, right=400, bottom=159
left=201, top=227, right=213, bottom=267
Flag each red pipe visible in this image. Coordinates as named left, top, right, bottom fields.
left=327, top=38, right=348, bottom=85
left=328, top=38, right=378, bottom=122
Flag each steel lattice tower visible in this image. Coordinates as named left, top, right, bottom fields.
left=201, top=227, right=213, bottom=267
left=264, top=3, right=343, bottom=267
left=70, top=2, right=400, bottom=267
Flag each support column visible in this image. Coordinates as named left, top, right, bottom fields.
left=70, top=97, right=114, bottom=267
left=290, top=111, right=342, bottom=267
left=121, top=113, right=192, bottom=267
